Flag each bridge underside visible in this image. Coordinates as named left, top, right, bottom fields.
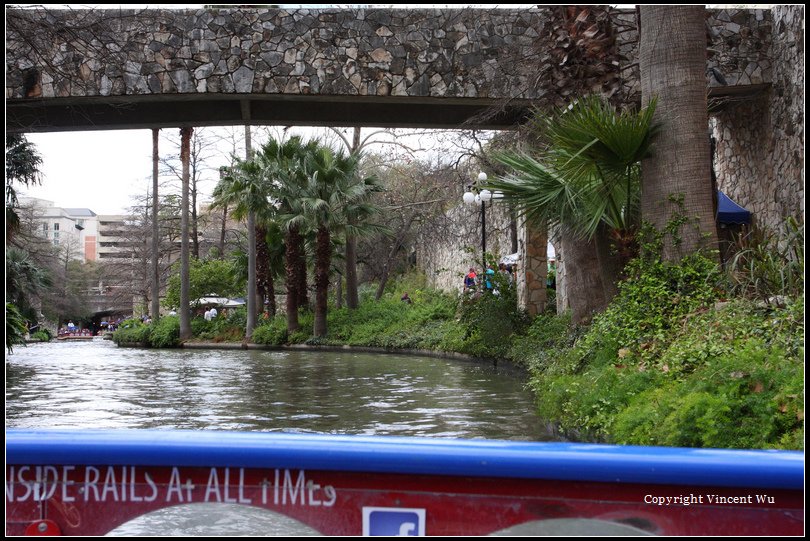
left=7, top=94, right=532, bottom=133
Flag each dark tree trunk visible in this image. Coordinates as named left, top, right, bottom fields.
left=375, top=217, right=416, bottom=301
left=266, top=266, right=276, bottom=317
left=313, top=226, right=331, bottom=337
left=179, top=127, right=193, bottom=340
left=285, top=226, right=302, bottom=333
left=150, top=128, right=160, bottom=320
left=345, top=225, right=359, bottom=309
left=345, top=126, right=362, bottom=309
left=191, top=183, right=199, bottom=259
left=245, top=126, right=257, bottom=340
left=218, top=203, right=228, bottom=258
left=295, top=238, right=309, bottom=310
left=375, top=239, right=401, bottom=301
left=593, top=224, right=623, bottom=305
left=256, top=224, right=269, bottom=316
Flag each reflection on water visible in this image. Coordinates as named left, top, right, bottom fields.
left=8, top=340, right=556, bottom=536
left=6, top=339, right=553, bottom=441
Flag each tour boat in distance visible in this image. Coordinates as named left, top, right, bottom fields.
left=56, top=330, right=94, bottom=341
left=5, top=429, right=803, bottom=536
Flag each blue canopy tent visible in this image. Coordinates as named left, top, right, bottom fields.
left=716, top=191, right=751, bottom=225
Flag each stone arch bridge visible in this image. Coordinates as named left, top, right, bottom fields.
left=6, top=6, right=771, bottom=132
left=5, top=5, right=782, bottom=315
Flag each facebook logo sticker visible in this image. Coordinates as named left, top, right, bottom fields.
left=362, top=507, right=426, bottom=536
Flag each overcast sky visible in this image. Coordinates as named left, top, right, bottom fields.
left=24, top=130, right=156, bottom=215
left=22, top=124, right=478, bottom=216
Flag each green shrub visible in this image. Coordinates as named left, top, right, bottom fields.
left=510, top=312, right=576, bottom=370
left=252, top=317, right=288, bottom=345
left=31, top=330, right=51, bottom=341
left=189, top=307, right=248, bottom=342
left=608, top=299, right=804, bottom=449
left=149, top=316, right=181, bottom=348
left=456, top=288, right=529, bottom=359
left=726, top=217, right=804, bottom=303
left=532, top=293, right=804, bottom=449
left=112, top=318, right=151, bottom=346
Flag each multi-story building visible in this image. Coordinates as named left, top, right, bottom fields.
left=20, top=197, right=98, bottom=262
left=96, top=215, right=136, bottom=261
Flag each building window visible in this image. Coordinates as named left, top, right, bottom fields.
left=77, top=219, right=84, bottom=227
left=53, top=223, right=60, bottom=231
left=42, top=223, right=48, bottom=232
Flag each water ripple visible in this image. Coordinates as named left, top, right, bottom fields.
left=6, top=340, right=555, bottom=441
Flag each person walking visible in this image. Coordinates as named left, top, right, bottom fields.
left=463, top=267, right=477, bottom=293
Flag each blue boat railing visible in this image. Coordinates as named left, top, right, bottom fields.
left=5, top=429, right=804, bottom=536
left=5, top=429, right=803, bottom=489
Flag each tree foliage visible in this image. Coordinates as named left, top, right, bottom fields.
left=6, top=133, right=43, bottom=240
left=163, top=257, right=244, bottom=309
left=486, top=95, right=659, bottom=244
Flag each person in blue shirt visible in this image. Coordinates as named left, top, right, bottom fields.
left=484, top=265, right=496, bottom=291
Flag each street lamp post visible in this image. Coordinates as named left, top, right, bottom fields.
left=463, top=172, right=493, bottom=268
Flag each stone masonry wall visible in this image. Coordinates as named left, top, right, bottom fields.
left=706, top=8, right=773, bottom=88
left=710, top=5, right=804, bottom=233
left=611, top=7, right=775, bottom=104
left=6, top=6, right=622, bottom=108
left=417, top=202, right=513, bottom=294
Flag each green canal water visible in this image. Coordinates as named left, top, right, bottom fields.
left=6, top=338, right=554, bottom=441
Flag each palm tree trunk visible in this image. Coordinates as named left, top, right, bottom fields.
left=345, top=225, right=359, bottom=309
left=150, top=128, right=160, bottom=321
left=245, top=126, right=257, bottom=340
left=336, top=275, right=343, bottom=309
left=256, top=224, right=276, bottom=317
left=295, top=241, right=309, bottom=310
left=561, top=228, right=606, bottom=325
left=285, top=226, right=301, bottom=333
left=267, top=265, right=276, bottom=317
left=593, top=224, right=622, bottom=305
left=346, top=127, right=363, bottom=309
left=191, top=192, right=200, bottom=259
left=247, top=211, right=257, bottom=338
left=179, top=127, right=193, bottom=340
left=256, top=224, right=269, bottom=316
left=640, top=5, right=719, bottom=261
left=218, top=203, right=227, bottom=258
left=313, top=226, right=331, bottom=337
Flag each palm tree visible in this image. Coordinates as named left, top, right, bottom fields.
left=6, top=246, right=51, bottom=321
left=257, top=136, right=319, bottom=334
left=640, top=5, right=719, bottom=261
left=486, top=96, right=659, bottom=322
left=211, top=156, right=275, bottom=335
left=296, top=146, right=367, bottom=337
